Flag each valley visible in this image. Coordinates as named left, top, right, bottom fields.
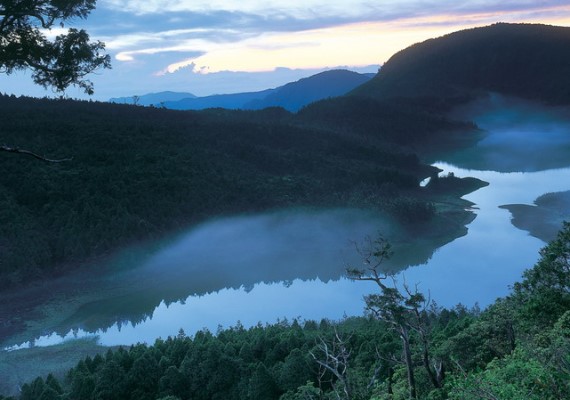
left=2, top=22, right=570, bottom=400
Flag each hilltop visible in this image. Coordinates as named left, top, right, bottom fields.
left=244, top=69, right=375, bottom=111
left=110, top=91, right=197, bottom=106
left=353, top=23, right=570, bottom=105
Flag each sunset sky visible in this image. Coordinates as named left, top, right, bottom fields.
left=2, top=0, right=570, bottom=101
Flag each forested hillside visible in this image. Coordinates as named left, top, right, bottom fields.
left=0, top=94, right=473, bottom=288
left=354, top=23, right=570, bottom=105
left=6, top=223, right=570, bottom=400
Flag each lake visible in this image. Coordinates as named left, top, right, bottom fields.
left=5, top=94, right=570, bottom=349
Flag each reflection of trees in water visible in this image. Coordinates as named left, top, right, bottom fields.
left=3, top=208, right=475, bottom=346
left=49, top=217, right=469, bottom=338
left=501, top=190, right=570, bottom=243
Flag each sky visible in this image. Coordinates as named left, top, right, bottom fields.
left=1, top=0, right=570, bottom=101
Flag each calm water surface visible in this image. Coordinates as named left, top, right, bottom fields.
left=10, top=164, right=570, bottom=349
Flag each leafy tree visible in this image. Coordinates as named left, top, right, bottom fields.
left=44, top=375, right=62, bottom=396
left=513, top=221, right=570, bottom=330
left=247, top=363, right=279, bottom=400
left=0, top=0, right=110, bottom=94
left=279, top=381, right=321, bottom=400
left=276, top=348, right=313, bottom=393
left=19, top=377, right=45, bottom=400
left=446, top=348, right=554, bottom=400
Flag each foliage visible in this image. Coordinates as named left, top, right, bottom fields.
left=0, top=0, right=110, bottom=94
left=446, top=348, right=554, bottom=400
left=0, top=94, right=466, bottom=288
left=512, top=221, right=570, bottom=330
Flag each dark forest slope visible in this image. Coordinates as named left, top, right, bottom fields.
left=353, top=23, right=570, bottom=105
left=0, top=95, right=468, bottom=288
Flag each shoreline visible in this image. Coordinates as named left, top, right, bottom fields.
left=0, top=179, right=485, bottom=351
left=500, top=190, right=570, bottom=243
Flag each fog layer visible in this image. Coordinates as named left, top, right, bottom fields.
left=444, top=93, right=570, bottom=172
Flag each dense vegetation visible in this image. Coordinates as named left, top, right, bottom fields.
left=0, top=93, right=472, bottom=288
left=4, top=222, right=570, bottom=400
left=354, top=23, right=570, bottom=106
left=297, top=96, right=475, bottom=149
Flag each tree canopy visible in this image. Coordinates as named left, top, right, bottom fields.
left=0, top=0, right=110, bottom=94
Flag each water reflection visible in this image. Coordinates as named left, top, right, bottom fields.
left=8, top=164, right=570, bottom=349
left=500, top=190, right=570, bottom=242
left=92, top=164, right=570, bottom=345
left=7, top=208, right=455, bottom=348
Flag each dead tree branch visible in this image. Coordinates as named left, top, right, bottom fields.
left=1, top=144, right=72, bottom=163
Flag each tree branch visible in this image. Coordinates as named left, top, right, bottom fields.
left=1, top=144, right=72, bottom=163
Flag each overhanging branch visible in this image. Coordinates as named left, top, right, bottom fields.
left=1, top=144, right=72, bottom=163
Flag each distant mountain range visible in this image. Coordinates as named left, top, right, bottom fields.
left=109, top=91, right=197, bottom=106
left=110, top=69, right=375, bottom=112
left=161, top=88, right=276, bottom=111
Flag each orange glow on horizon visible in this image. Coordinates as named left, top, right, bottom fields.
left=151, top=8, right=570, bottom=75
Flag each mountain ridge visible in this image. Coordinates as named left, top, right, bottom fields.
left=353, top=23, right=570, bottom=105
left=110, top=91, right=197, bottom=106
left=244, top=69, right=375, bottom=111
left=112, top=69, right=374, bottom=111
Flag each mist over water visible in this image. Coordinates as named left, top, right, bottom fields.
left=138, top=209, right=382, bottom=290
left=26, top=208, right=450, bottom=344
left=445, top=93, right=570, bottom=172
left=11, top=157, right=570, bottom=349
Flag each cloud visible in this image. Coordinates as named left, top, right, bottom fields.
left=6, top=0, right=570, bottom=101
left=155, top=60, right=208, bottom=75
left=94, top=0, right=570, bottom=72
left=100, top=0, right=383, bottom=17
left=99, top=0, right=570, bottom=22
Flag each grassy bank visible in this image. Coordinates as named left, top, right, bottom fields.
left=0, top=338, right=115, bottom=397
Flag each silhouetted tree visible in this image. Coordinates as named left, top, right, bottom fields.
left=0, top=0, right=110, bottom=94
left=1, top=0, right=109, bottom=161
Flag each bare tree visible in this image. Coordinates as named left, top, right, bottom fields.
left=347, top=236, right=443, bottom=399
left=310, top=329, right=353, bottom=400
